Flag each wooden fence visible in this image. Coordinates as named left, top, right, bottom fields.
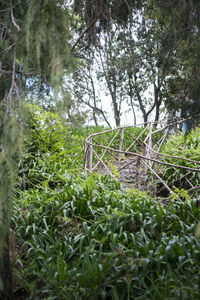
left=84, top=118, right=200, bottom=196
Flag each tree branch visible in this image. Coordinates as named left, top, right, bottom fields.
left=71, top=13, right=102, bottom=52
left=10, top=5, right=20, bottom=32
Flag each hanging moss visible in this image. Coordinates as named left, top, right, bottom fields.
left=0, top=0, right=76, bottom=294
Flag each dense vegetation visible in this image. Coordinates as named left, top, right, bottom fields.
left=11, top=106, right=200, bottom=299
left=1, top=1, right=200, bottom=298
left=160, top=130, right=200, bottom=192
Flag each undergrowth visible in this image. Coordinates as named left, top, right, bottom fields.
left=160, top=128, right=200, bottom=191
left=12, top=105, right=200, bottom=299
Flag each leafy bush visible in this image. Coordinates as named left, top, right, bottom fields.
left=12, top=175, right=200, bottom=299
left=12, top=107, right=200, bottom=299
left=160, top=128, right=200, bottom=191
left=17, top=104, right=100, bottom=190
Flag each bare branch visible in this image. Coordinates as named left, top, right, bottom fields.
left=10, top=6, right=20, bottom=32
left=6, top=48, right=16, bottom=102
left=71, top=13, right=102, bottom=52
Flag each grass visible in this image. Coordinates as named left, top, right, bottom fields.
left=12, top=177, right=200, bottom=299
left=11, top=105, right=200, bottom=299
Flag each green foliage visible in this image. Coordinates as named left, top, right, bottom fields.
left=12, top=110, right=200, bottom=299
left=17, top=104, right=95, bottom=190
left=12, top=177, right=200, bottom=299
left=0, top=108, right=22, bottom=289
left=160, top=128, right=200, bottom=191
left=0, top=0, right=76, bottom=294
left=23, top=0, right=75, bottom=86
left=171, top=188, right=190, bottom=202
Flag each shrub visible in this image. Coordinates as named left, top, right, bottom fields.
left=160, top=128, right=200, bottom=192
left=12, top=108, right=200, bottom=299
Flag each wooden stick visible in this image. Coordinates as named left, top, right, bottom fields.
left=92, top=130, right=119, bottom=170
left=151, top=130, right=168, bottom=170
left=86, top=116, right=193, bottom=142
left=87, top=137, right=93, bottom=171
left=141, top=160, right=174, bottom=194
left=117, top=157, right=137, bottom=172
left=185, top=178, right=194, bottom=189
left=84, top=141, right=89, bottom=169
left=125, top=127, right=147, bottom=152
left=92, top=148, right=119, bottom=171
left=119, top=128, right=124, bottom=161
left=91, top=133, right=119, bottom=171
left=145, top=138, right=198, bottom=191
left=136, top=156, right=141, bottom=189
left=187, top=185, right=200, bottom=192
left=88, top=142, right=200, bottom=172
left=86, top=121, right=158, bottom=140
left=148, top=122, right=152, bottom=166
left=144, top=141, right=200, bottom=165
left=92, top=147, right=113, bottom=176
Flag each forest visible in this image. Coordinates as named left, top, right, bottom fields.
left=0, top=1, right=200, bottom=299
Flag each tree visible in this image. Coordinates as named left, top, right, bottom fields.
left=96, top=25, right=128, bottom=127
left=68, top=48, right=112, bottom=127
left=0, top=1, right=74, bottom=297
left=124, top=14, right=170, bottom=124
left=151, top=0, right=200, bottom=122
left=73, top=0, right=200, bottom=127
left=73, top=1, right=174, bottom=125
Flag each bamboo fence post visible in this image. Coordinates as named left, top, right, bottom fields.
left=87, top=137, right=93, bottom=171
left=84, top=141, right=88, bottom=170
left=92, top=147, right=113, bottom=176
left=119, top=128, right=124, bottom=161
left=143, top=122, right=152, bottom=187
left=136, top=156, right=141, bottom=189
left=148, top=122, right=152, bottom=166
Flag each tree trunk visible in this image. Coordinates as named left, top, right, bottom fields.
left=129, top=96, right=137, bottom=125
left=154, top=84, right=162, bottom=127
left=92, top=110, right=98, bottom=126
left=113, top=100, right=120, bottom=127
left=143, top=113, right=148, bottom=124
left=154, top=100, right=161, bottom=124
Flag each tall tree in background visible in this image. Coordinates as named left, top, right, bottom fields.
left=96, top=25, right=127, bottom=126
left=73, top=0, right=140, bottom=127
left=68, top=47, right=112, bottom=127
left=72, top=0, right=174, bottom=125
left=73, top=0, right=200, bottom=125
left=152, top=0, right=200, bottom=120
left=0, top=1, right=74, bottom=297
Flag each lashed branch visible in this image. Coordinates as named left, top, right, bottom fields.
left=87, top=142, right=200, bottom=172
left=141, top=160, right=174, bottom=194
left=92, top=147, right=113, bottom=177
left=125, top=127, right=147, bottom=152
left=92, top=130, right=119, bottom=170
